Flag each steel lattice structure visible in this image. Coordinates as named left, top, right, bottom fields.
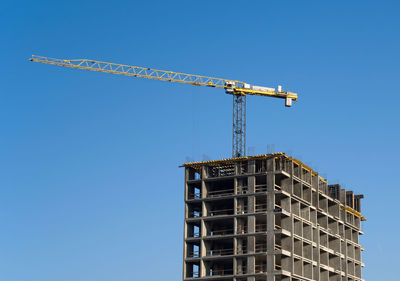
left=30, top=55, right=298, bottom=157
left=233, top=95, right=246, bottom=157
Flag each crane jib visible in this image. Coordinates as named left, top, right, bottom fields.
left=29, top=55, right=298, bottom=157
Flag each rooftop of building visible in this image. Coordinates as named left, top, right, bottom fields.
left=182, top=152, right=324, bottom=180
left=182, top=152, right=366, bottom=221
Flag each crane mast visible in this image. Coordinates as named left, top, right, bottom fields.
left=233, top=94, right=246, bottom=157
left=29, top=55, right=298, bottom=157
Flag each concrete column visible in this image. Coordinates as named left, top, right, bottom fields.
left=200, top=219, right=206, bottom=277
left=248, top=175, right=255, bottom=217
left=248, top=175, right=255, bottom=194
left=201, top=167, right=207, bottom=199
left=200, top=166, right=207, bottom=279
left=248, top=159, right=255, bottom=174
left=183, top=168, right=189, bottom=281
left=247, top=252, right=255, bottom=274
left=235, top=162, right=240, bottom=176
left=266, top=158, right=275, bottom=281
left=233, top=248, right=237, bottom=275
left=315, top=225, right=320, bottom=281
left=184, top=168, right=189, bottom=200
left=182, top=222, right=188, bottom=280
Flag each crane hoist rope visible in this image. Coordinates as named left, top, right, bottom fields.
left=29, top=55, right=298, bottom=157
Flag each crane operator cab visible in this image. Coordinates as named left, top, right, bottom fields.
left=224, top=81, right=235, bottom=94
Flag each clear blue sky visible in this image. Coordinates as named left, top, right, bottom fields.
left=1, top=1, right=399, bottom=280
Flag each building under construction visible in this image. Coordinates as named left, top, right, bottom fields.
left=182, top=153, right=365, bottom=281
left=29, top=55, right=366, bottom=281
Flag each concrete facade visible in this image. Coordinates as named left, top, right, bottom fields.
left=182, top=153, right=365, bottom=281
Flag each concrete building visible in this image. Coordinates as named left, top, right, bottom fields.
left=182, top=153, right=365, bottom=281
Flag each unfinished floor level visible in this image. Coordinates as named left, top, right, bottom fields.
left=182, top=153, right=365, bottom=281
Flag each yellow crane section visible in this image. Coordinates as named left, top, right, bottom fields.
left=29, top=55, right=298, bottom=101
left=30, top=55, right=298, bottom=157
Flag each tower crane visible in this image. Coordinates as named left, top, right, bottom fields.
left=29, top=55, right=298, bottom=157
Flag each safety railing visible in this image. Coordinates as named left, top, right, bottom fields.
left=236, top=206, right=248, bottom=214
left=188, top=211, right=202, bottom=218
left=237, top=224, right=268, bottom=233
left=188, top=232, right=200, bottom=238
left=236, top=266, right=247, bottom=274
left=208, top=228, right=234, bottom=236
left=236, top=244, right=267, bottom=254
left=206, top=248, right=234, bottom=256
left=255, top=185, right=267, bottom=193
left=207, top=189, right=234, bottom=198
left=237, top=265, right=267, bottom=274
left=188, top=192, right=201, bottom=200
left=256, top=224, right=267, bottom=232
left=255, top=203, right=267, bottom=212
left=274, top=204, right=282, bottom=212
left=255, top=264, right=267, bottom=273
left=208, top=166, right=236, bottom=178
left=255, top=244, right=267, bottom=253
left=236, top=245, right=247, bottom=254
left=207, top=269, right=233, bottom=276
left=237, top=225, right=248, bottom=234
left=236, top=186, right=249, bottom=194
left=187, top=250, right=200, bottom=258
left=208, top=208, right=234, bottom=216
